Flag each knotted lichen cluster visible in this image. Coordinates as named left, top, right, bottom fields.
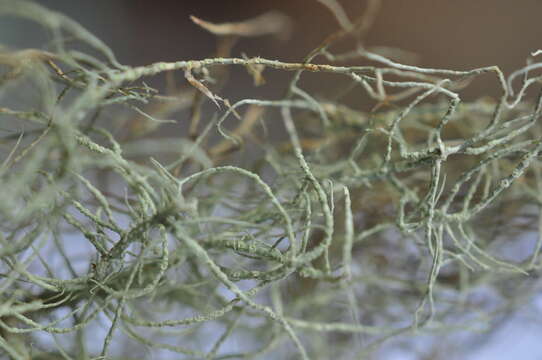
left=1, top=1, right=542, bottom=359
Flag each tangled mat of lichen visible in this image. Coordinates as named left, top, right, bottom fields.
left=2, top=1, right=542, bottom=359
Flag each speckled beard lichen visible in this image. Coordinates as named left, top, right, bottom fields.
left=1, top=1, right=542, bottom=359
